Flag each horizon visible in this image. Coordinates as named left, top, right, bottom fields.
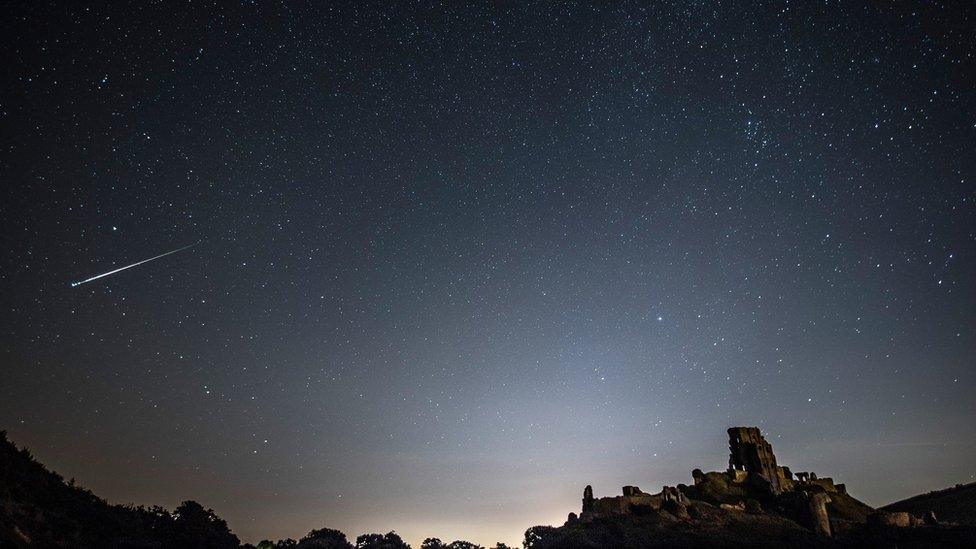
left=2, top=2, right=973, bottom=548
left=7, top=422, right=972, bottom=546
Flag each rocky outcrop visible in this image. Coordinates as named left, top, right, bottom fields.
left=869, top=511, right=913, bottom=528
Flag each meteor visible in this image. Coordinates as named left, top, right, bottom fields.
left=70, top=243, right=198, bottom=287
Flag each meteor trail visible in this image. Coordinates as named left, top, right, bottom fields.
left=70, top=243, right=198, bottom=287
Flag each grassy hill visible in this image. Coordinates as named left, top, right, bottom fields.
left=826, top=491, right=874, bottom=523
left=881, top=483, right=976, bottom=526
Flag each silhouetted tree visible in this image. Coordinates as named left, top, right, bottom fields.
left=419, top=537, right=482, bottom=549
left=446, top=541, right=482, bottom=549
left=522, top=526, right=558, bottom=549
left=298, top=527, right=354, bottom=548
left=167, top=500, right=241, bottom=549
left=355, top=531, right=410, bottom=548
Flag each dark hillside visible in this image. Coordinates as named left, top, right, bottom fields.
left=0, top=430, right=239, bottom=548
left=881, top=483, right=976, bottom=526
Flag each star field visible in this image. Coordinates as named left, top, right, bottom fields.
left=1, top=2, right=974, bottom=546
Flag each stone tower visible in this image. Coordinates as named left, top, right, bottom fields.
left=582, top=485, right=594, bottom=513
left=727, top=426, right=783, bottom=493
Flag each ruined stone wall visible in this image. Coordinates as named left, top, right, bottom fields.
left=582, top=486, right=673, bottom=517
left=775, top=466, right=795, bottom=491
left=591, top=494, right=662, bottom=515
left=809, top=477, right=837, bottom=493
left=728, top=427, right=783, bottom=493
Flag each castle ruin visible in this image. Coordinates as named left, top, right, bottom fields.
left=727, top=426, right=786, bottom=493
left=580, top=426, right=846, bottom=536
left=725, top=427, right=846, bottom=497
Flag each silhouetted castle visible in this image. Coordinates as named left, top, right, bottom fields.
left=580, top=426, right=851, bottom=536
left=726, top=426, right=846, bottom=496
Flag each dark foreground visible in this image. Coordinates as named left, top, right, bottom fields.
left=3, top=430, right=975, bottom=548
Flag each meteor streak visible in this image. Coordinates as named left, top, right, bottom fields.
left=70, top=243, right=198, bottom=287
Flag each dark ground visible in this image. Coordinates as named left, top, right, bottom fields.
left=3, top=430, right=975, bottom=549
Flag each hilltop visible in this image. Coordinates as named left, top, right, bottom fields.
left=881, top=482, right=976, bottom=526
left=524, top=427, right=976, bottom=548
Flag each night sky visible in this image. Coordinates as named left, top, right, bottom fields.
left=2, top=2, right=974, bottom=546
